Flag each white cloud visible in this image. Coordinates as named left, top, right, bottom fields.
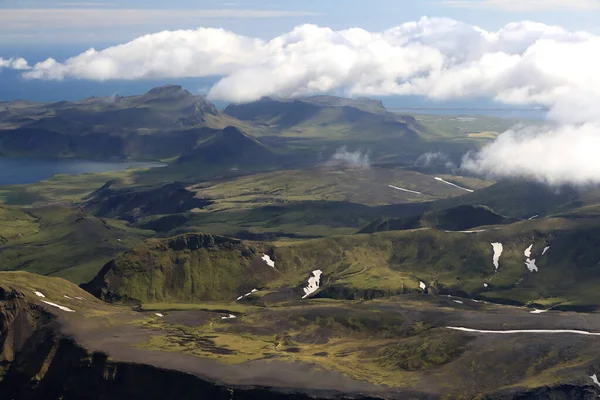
left=327, top=147, right=371, bottom=169
left=6, top=17, right=600, bottom=185
left=0, top=57, right=30, bottom=70
left=415, top=152, right=457, bottom=172
left=462, top=123, right=600, bottom=186
left=441, top=0, right=600, bottom=11
left=14, top=18, right=594, bottom=108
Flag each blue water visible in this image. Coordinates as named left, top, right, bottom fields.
left=0, top=158, right=165, bottom=186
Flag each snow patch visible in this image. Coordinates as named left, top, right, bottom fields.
left=41, top=301, right=75, bottom=313
left=447, top=327, right=600, bottom=336
left=64, top=295, right=73, bottom=300
left=491, top=243, right=503, bottom=270
left=419, top=281, right=427, bottom=290
left=237, top=288, right=258, bottom=301
left=434, top=177, right=474, bottom=193
left=524, top=244, right=533, bottom=258
left=542, top=246, right=550, bottom=256
left=221, top=314, right=236, bottom=320
left=34, top=291, right=45, bottom=298
left=528, top=215, right=539, bottom=220
left=590, top=374, right=600, bottom=389
left=453, top=300, right=464, bottom=304
left=302, top=270, right=323, bottom=299
left=261, top=254, right=275, bottom=269
left=388, top=184, right=422, bottom=195
left=484, top=283, right=489, bottom=288
left=155, top=313, right=164, bottom=317
left=525, top=258, right=538, bottom=272
left=530, top=309, right=548, bottom=314
left=75, top=296, right=84, bottom=300
left=445, top=229, right=486, bottom=233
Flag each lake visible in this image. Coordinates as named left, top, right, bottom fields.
left=0, top=158, right=166, bottom=186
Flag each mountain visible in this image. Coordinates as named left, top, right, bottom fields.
left=0, top=85, right=233, bottom=159
left=175, top=126, right=280, bottom=170
left=224, top=96, right=423, bottom=139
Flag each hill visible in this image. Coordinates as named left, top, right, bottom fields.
left=83, top=233, right=279, bottom=303
left=0, top=204, right=152, bottom=283
left=88, top=210, right=600, bottom=310
left=434, top=180, right=584, bottom=219
left=360, top=205, right=515, bottom=233
left=84, top=181, right=213, bottom=222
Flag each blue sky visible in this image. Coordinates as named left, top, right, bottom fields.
left=2, top=0, right=600, bottom=48
left=1, top=0, right=600, bottom=102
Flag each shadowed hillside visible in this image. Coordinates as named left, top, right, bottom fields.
left=360, top=205, right=515, bottom=233
left=84, top=181, right=213, bottom=222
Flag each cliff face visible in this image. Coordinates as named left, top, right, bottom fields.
left=0, top=286, right=381, bottom=400
left=0, top=287, right=56, bottom=379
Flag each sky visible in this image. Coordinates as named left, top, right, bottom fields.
left=1, top=0, right=599, bottom=102
left=2, top=0, right=600, bottom=185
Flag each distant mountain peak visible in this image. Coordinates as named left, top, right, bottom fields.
left=144, top=84, right=191, bottom=98
left=222, top=125, right=248, bottom=138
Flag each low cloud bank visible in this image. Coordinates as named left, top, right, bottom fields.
left=327, top=147, right=371, bottom=169
left=462, top=123, right=600, bottom=186
left=415, top=152, right=457, bottom=173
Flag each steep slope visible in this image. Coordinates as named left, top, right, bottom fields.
left=176, top=126, right=279, bottom=169
left=2, top=272, right=390, bottom=399
left=83, top=233, right=280, bottom=303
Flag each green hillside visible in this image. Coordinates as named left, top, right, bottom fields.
left=0, top=204, right=152, bottom=283
left=83, top=233, right=279, bottom=303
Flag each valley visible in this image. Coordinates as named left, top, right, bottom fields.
left=2, top=86, right=600, bottom=399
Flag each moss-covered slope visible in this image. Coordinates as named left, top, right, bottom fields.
left=84, top=233, right=279, bottom=303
